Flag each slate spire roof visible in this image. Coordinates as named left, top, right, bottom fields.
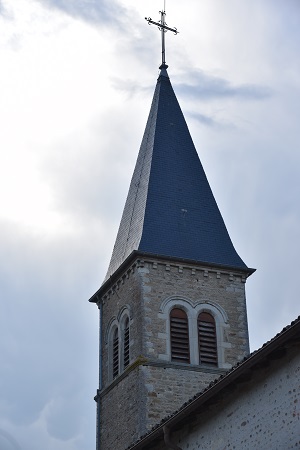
left=104, top=67, right=248, bottom=282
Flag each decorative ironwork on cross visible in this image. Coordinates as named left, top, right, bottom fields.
left=145, top=4, right=178, bottom=69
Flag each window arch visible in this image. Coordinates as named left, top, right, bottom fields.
left=170, top=308, right=190, bottom=363
left=198, top=312, right=218, bottom=366
left=107, top=307, right=131, bottom=382
left=159, top=297, right=229, bottom=368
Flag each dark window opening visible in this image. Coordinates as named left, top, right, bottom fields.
left=198, top=312, right=218, bottom=366
left=170, top=308, right=190, bottom=363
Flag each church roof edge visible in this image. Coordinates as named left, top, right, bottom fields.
left=127, top=315, right=300, bottom=449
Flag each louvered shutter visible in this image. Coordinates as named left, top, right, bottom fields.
left=198, top=312, right=218, bottom=366
left=123, top=318, right=130, bottom=369
left=112, top=328, right=119, bottom=378
left=170, top=308, right=190, bottom=363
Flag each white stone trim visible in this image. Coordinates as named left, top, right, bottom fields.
left=106, top=306, right=132, bottom=380
left=159, top=295, right=196, bottom=313
left=118, top=304, right=132, bottom=321
left=195, top=303, right=230, bottom=369
left=105, top=316, right=118, bottom=345
left=119, top=312, right=130, bottom=372
left=107, top=320, right=119, bottom=381
left=158, top=296, right=231, bottom=368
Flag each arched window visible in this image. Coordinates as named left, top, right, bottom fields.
left=123, top=317, right=130, bottom=369
left=170, top=308, right=190, bottom=363
left=198, top=312, right=218, bottom=366
left=112, top=328, right=119, bottom=378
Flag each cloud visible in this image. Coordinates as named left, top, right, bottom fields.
left=110, top=69, right=268, bottom=129
left=187, top=110, right=235, bottom=128
left=187, top=111, right=217, bottom=126
left=0, top=1, right=17, bottom=26
left=110, top=68, right=272, bottom=108
left=0, top=429, right=21, bottom=450
left=175, top=69, right=272, bottom=101
left=111, top=77, right=153, bottom=98
left=0, top=219, right=99, bottom=448
left=0, top=1, right=299, bottom=449
left=38, top=0, right=127, bottom=27
left=0, top=1, right=8, bottom=16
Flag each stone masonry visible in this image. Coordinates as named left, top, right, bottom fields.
left=150, top=344, right=300, bottom=450
left=98, top=254, right=251, bottom=450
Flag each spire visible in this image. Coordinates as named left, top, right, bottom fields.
left=104, top=69, right=248, bottom=282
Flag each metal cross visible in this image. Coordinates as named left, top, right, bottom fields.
left=145, top=5, right=178, bottom=69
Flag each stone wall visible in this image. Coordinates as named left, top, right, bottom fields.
left=137, top=257, right=250, bottom=366
left=150, top=346, right=300, bottom=450
left=142, top=364, right=217, bottom=430
left=101, top=266, right=143, bottom=388
left=100, top=366, right=147, bottom=450
left=99, top=255, right=251, bottom=449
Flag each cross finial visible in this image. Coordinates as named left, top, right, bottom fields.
left=145, top=4, right=178, bottom=69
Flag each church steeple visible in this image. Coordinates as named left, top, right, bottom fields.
left=90, top=11, right=254, bottom=450
left=105, top=67, right=248, bottom=282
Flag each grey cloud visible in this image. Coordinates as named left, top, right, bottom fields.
left=39, top=108, right=144, bottom=228
left=187, top=111, right=233, bottom=128
left=111, top=77, right=153, bottom=98
left=0, top=430, right=21, bottom=450
left=0, top=1, right=5, bottom=14
left=175, top=69, right=272, bottom=101
left=110, top=70, right=272, bottom=105
left=0, top=1, right=12, bottom=18
left=39, top=0, right=126, bottom=27
left=0, top=221, right=98, bottom=446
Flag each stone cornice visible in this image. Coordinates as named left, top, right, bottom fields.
left=89, top=251, right=255, bottom=304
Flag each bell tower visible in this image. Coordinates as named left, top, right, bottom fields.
left=89, top=9, right=254, bottom=450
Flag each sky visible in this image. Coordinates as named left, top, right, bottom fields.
left=0, top=0, right=300, bottom=449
